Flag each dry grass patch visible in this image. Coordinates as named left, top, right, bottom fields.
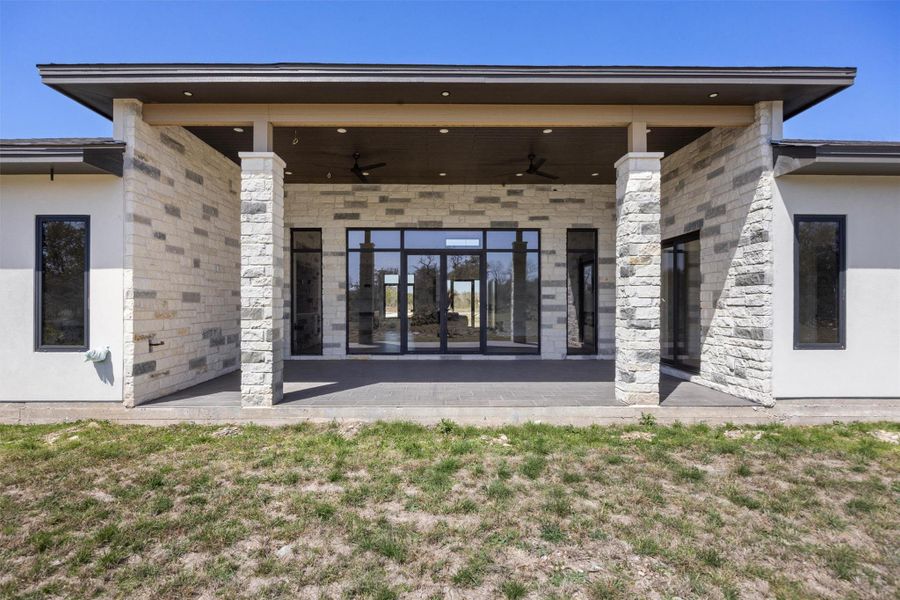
left=0, top=420, right=897, bottom=599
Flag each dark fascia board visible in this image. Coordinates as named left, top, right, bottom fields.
left=773, top=139, right=900, bottom=176
left=37, top=63, right=856, bottom=121
left=0, top=138, right=125, bottom=176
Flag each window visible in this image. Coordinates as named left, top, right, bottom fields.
left=291, top=229, right=323, bottom=355
left=35, top=216, right=89, bottom=350
left=566, top=229, right=597, bottom=355
left=661, top=232, right=702, bottom=372
left=795, top=215, right=845, bottom=349
left=485, top=239, right=540, bottom=354
left=346, top=228, right=540, bottom=354
left=347, top=229, right=402, bottom=354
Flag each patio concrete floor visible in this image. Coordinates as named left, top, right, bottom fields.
left=145, top=360, right=750, bottom=408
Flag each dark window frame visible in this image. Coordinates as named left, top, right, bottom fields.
left=566, top=228, right=598, bottom=356
left=290, top=228, right=324, bottom=356
left=345, top=227, right=541, bottom=355
left=793, top=214, right=846, bottom=350
left=660, top=230, right=701, bottom=374
left=34, top=215, right=90, bottom=352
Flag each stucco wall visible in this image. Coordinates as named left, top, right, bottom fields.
left=659, top=102, right=779, bottom=404
left=0, top=175, right=124, bottom=401
left=114, top=100, right=242, bottom=405
left=773, top=175, right=900, bottom=398
left=282, top=183, right=617, bottom=359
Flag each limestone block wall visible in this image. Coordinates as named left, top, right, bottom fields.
left=282, top=184, right=617, bottom=359
left=115, top=100, right=241, bottom=406
left=659, top=102, right=779, bottom=405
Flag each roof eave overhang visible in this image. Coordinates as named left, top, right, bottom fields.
left=773, top=141, right=900, bottom=177
left=0, top=142, right=126, bottom=176
left=37, top=63, right=857, bottom=121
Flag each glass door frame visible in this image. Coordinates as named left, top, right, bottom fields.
left=660, top=230, right=701, bottom=373
left=401, top=250, right=487, bottom=354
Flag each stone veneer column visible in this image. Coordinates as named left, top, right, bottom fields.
left=239, top=152, right=285, bottom=407
left=614, top=152, right=664, bottom=405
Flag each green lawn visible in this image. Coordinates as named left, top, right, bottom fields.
left=0, top=420, right=897, bottom=599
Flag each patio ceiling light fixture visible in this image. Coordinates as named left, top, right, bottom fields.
left=543, top=129, right=553, bottom=134
left=233, top=127, right=244, bottom=133
left=591, top=172, right=599, bottom=177
left=515, top=173, right=523, bottom=177
left=439, top=128, right=449, bottom=134
left=182, top=91, right=193, bottom=97
left=439, top=172, right=447, bottom=177
left=441, top=91, right=451, bottom=97
left=292, top=130, right=300, bottom=145
left=708, top=92, right=719, bottom=98
left=336, top=128, right=347, bottom=134
left=285, top=170, right=293, bottom=175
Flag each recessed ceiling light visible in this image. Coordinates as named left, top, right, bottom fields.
left=591, top=172, right=599, bottom=177
left=233, top=127, right=244, bottom=133
left=515, top=173, right=523, bottom=177
left=182, top=91, right=193, bottom=97
left=439, top=172, right=447, bottom=177
left=441, top=91, right=451, bottom=97
left=708, top=92, right=719, bottom=98
left=285, top=171, right=293, bottom=175
left=336, top=128, right=347, bottom=134
left=543, top=128, right=553, bottom=134
left=646, top=129, right=652, bottom=134
left=439, top=128, right=449, bottom=134
left=362, top=171, right=370, bottom=176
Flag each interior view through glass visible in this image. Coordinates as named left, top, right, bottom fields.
left=661, top=233, right=702, bottom=371
left=347, top=229, right=539, bottom=354
left=566, top=229, right=597, bottom=355
left=290, top=229, right=323, bottom=355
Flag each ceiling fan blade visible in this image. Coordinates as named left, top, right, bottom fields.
left=351, top=168, right=368, bottom=183
left=360, top=162, right=387, bottom=171
left=531, top=157, right=546, bottom=171
left=535, top=170, right=559, bottom=180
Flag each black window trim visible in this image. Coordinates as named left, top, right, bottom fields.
left=660, top=230, right=702, bottom=374
left=793, top=214, right=846, bottom=350
left=345, top=227, right=542, bottom=356
left=565, top=228, right=598, bottom=356
left=290, top=228, right=324, bottom=356
left=34, top=214, right=90, bottom=352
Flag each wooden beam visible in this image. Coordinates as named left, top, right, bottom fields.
left=627, top=122, right=648, bottom=152
left=252, top=119, right=273, bottom=152
left=142, top=103, right=754, bottom=128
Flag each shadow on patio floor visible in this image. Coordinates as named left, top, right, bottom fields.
left=144, top=360, right=750, bottom=408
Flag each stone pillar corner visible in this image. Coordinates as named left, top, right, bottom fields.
left=239, top=153, right=285, bottom=407
left=614, top=152, right=663, bottom=406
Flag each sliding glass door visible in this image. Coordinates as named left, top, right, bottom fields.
left=661, top=233, right=701, bottom=372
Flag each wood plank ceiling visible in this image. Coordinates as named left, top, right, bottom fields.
left=188, top=126, right=709, bottom=184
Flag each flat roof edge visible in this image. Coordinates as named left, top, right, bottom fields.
left=773, top=139, right=900, bottom=176
left=0, top=139, right=125, bottom=176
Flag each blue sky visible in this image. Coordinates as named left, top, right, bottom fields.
left=1, top=1, right=898, bottom=140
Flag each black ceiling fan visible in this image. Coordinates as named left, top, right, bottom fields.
left=350, top=152, right=387, bottom=183
left=522, top=153, right=558, bottom=180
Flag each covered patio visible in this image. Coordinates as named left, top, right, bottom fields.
left=33, top=64, right=853, bottom=411
left=144, top=360, right=749, bottom=408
